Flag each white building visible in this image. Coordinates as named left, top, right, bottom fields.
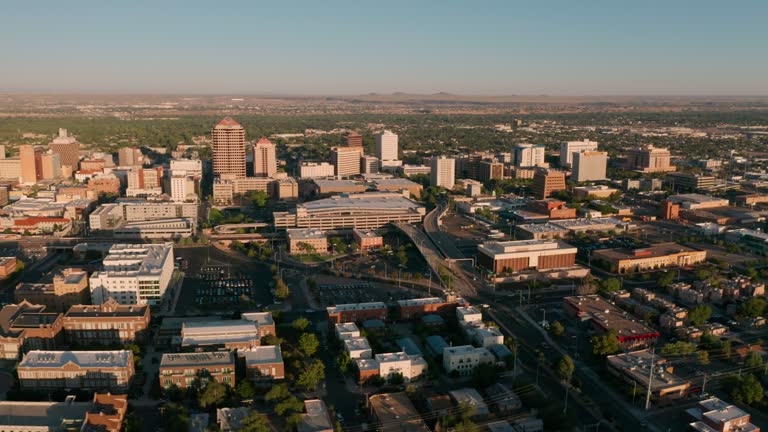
left=457, top=306, right=483, bottom=323
left=375, top=352, right=427, bottom=382
left=299, top=162, right=335, bottom=179
left=344, top=337, right=373, bottom=359
left=335, top=322, right=361, bottom=341
left=443, top=345, right=495, bottom=376
left=89, top=243, right=175, bottom=306
left=253, top=137, right=277, bottom=177
left=572, top=151, right=608, bottom=182
left=170, top=173, right=198, bottom=203
left=560, top=139, right=598, bottom=167
left=430, top=157, right=455, bottom=189
left=360, top=155, right=380, bottom=174
left=513, top=143, right=547, bottom=168
left=375, top=130, right=401, bottom=170
left=170, top=159, right=203, bottom=177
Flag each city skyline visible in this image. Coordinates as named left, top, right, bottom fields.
left=1, top=1, right=767, bottom=96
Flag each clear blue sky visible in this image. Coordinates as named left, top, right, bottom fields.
left=1, top=0, right=766, bottom=95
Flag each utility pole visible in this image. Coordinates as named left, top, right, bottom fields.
left=645, top=349, right=655, bottom=410
left=563, top=369, right=571, bottom=414
left=632, top=381, right=637, bottom=406
left=702, top=374, right=708, bottom=395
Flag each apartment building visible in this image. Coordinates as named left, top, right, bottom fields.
left=63, top=299, right=151, bottom=345
left=513, top=143, right=546, bottom=168
left=89, top=243, right=175, bottom=306
left=159, top=351, right=235, bottom=389
left=241, top=345, right=285, bottom=380
left=0, top=256, right=17, bottom=279
left=331, top=146, right=364, bottom=177
left=126, top=168, right=163, bottom=197
left=18, top=350, right=134, bottom=392
left=572, top=151, right=608, bottom=182
left=344, top=337, right=373, bottom=359
left=531, top=169, right=566, bottom=199
left=299, top=162, right=335, bottom=179
left=430, top=156, right=455, bottom=189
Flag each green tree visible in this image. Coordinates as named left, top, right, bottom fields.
left=241, top=412, right=271, bottom=432
left=275, top=396, right=304, bottom=416
left=472, top=363, right=498, bottom=389
left=298, top=333, right=320, bottom=357
left=592, top=330, right=620, bottom=356
left=265, top=383, right=291, bottom=402
left=661, top=341, right=698, bottom=356
left=337, top=352, right=352, bottom=373
left=236, top=379, right=256, bottom=399
left=657, top=271, right=675, bottom=288
left=721, top=340, right=733, bottom=361
left=729, top=374, right=764, bottom=405
left=198, top=380, right=229, bottom=408
left=297, top=359, right=325, bottom=390
left=598, top=278, right=621, bottom=293
left=697, top=350, right=710, bottom=365
left=745, top=351, right=764, bottom=370
left=688, top=304, right=712, bottom=326
left=274, top=277, right=290, bottom=300
left=292, top=317, right=310, bottom=332
left=557, top=355, right=575, bottom=381
left=739, top=298, right=767, bottom=318
left=162, top=403, right=189, bottom=431
left=549, top=321, right=565, bottom=338
left=124, top=411, right=143, bottom=432
left=249, top=190, right=268, bottom=207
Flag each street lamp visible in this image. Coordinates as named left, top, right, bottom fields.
left=540, top=308, right=546, bottom=326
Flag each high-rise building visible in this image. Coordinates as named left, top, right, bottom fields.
left=253, top=137, right=277, bottom=177
left=430, top=156, right=456, bottom=189
left=40, top=153, right=61, bottom=180
left=572, top=151, right=607, bottom=182
left=126, top=168, right=163, bottom=198
left=375, top=130, right=398, bottom=162
left=20, top=145, right=42, bottom=185
left=213, top=117, right=246, bottom=179
left=625, top=145, right=676, bottom=173
left=360, top=155, right=380, bottom=174
left=513, top=143, right=547, bottom=168
left=89, top=243, right=175, bottom=306
left=342, top=131, right=363, bottom=148
left=560, top=139, right=598, bottom=167
left=0, top=159, right=21, bottom=181
left=118, top=147, right=143, bottom=167
left=331, top=147, right=364, bottom=177
left=170, top=173, right=198, bottom=203
left=531, top=169, right=566, bottom=199
left=479, top=161, right=504, bottom=182
left=49, top=129, right=80, bottom=171
left=0, top=145, right=5, bottom=158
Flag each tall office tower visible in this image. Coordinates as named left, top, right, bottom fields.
left=49, top=128, right=80, bottom=171
left=360, top=155, right=380, bottom=174
left=342, top=131, right=363, bottom=148
left=0, top=145, right=5, bottom=158
left=572, top=151, right=608, bottom=182
left=118, top=147, right=143, bottom=167
left=41, top=153, right=62, bottom=180
left=331, top=147, right=364, bottom=177
left=479, top=161, right=504, bottom=182
left=20, top=145, right=42, bottom=184
left=531, top=169, right=566, bottom=199
left=430, top=156, right=456, bottom=189
left=375, top=130, right=398, bottom=161
left=212, top=117, right=246, bottom=178
left=513, top=143, right=547, bottom=168
left=560, top=139, right=598, bottom=167
left=625, top=145, right=676, bottom=173
left=253, top=137, right=277, bottom=177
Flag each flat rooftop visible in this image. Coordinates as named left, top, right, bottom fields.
left=593, top=242, right=700, bottom=261
left=397, top=297, right=446, bottom=307
left=327, top=302, right=387, bottom=314
left=517, top=222, right=570, bottom=233
left=668, top=194, right=728, bottom=204
left=19, top=350, right=131, bottom=369
left=564, top=295, right=659, bottom=340
left=160, top=352, right=234, bottom=368
left=607, top=350, right=689, bottom=390
left=241, top=345, right=283, bottom=364
left=369, top=392, right=430, bottom=432
left=552, top=217, right=622, bottom=229
left=298, top=193, right=423, bottom=212
left=0, top=400, right=91, bottom=429
left=479, top=239, right=576, bottom=255
left=286, top=228, right=326, bottom=240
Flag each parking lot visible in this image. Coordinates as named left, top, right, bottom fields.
left=311, top=275, right=423, bottom=307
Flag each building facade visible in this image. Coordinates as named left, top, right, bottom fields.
left=430, top=157, right=455, bottom=189
left=89, top=243, right=175, bottom=306
left=63, top=299, right=150, bottom=345
left=572, top=151, right=608, bottom=182
left=560, top=139, right=598, bottom=167
left=253, top=137, right=277, bottom=177
left=477, top=240, right=578, bottom=274
left=212, top=117, right=247, bottom=179
left=160, top=351, right=235, bottom=389
left=18, top=350, right=134, bottom=392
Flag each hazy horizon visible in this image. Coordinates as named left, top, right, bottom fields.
left=2, top=0, right=767, bottom=96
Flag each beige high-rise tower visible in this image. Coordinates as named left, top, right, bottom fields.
left=20, top=145, right=42, bottom=184
left=253, top=137, right=277, bottom=177
left=212, top=117, right=246, bottom=178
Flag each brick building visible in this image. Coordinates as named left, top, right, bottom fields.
left=241, top=346, right=285, bottom=380
left=18, top=350, right=134, bottom=393
left=326, top=302, right=388, bottom=326
left=0, top=301, right=63, bottom=360
left=15, top=268, right=90, bottom=312
left=159, top=351, right=235, bottom=389
left=63, top=299, right=150, bottom=346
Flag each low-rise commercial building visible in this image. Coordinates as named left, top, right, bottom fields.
left=327, top=302, right=388, bottom=326
left=0, top=393, right=126, bottom=432
left=18, top=350, right=134, bottom=392
left=240, top=345, right=285, bottom=380
left=369, top=392, right=430, bottom=432
left=573, top=185, right=618, bottom=200
left=564, top=295, right=659, bottom=350
left=287, top=228, right=328, bottom=254
left=159, top=351, right=235, bottom=389
left=0, top=301, right=63, bottom=360
left=687, top=397, right=760, bottom=432
left=0, top=256, right=16, bottom=279
left=371, top=178, right=423, bottom=199
left=334, top=322, right=360, bottom=340
left=593, top=243, right=706, bottom=274
left=515, top=222, right=570, bottom=240
left=297, top=399, right=334, bottom=432
left=344, top=337, right=373, bottom=359
left=666, top=194, right=729, bottom=210
left=397, top=296, right=463, bottom=320
left=240, top=312, right=276, bottom=339
left=442, top=345, right=494, bottom=376
left=607, top=350, right=691, bottom=401
left=526, top=199, right=576, bottom=220
left=352, top=228, right=384, bottom=250
left=477, top=239, right=577, bottom=274
left=63, top=298, right=151, bottom=346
